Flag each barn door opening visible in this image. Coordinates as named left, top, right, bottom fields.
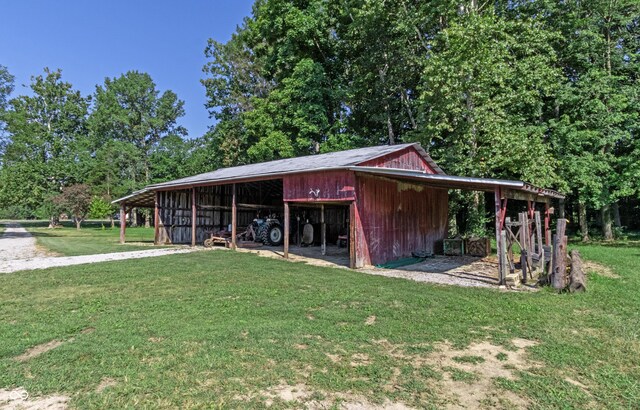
left=282, top=202, right=351, bottom=267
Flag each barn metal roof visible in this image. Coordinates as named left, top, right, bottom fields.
left=350, top=167, right=565, bottom=200
left=149, top=142, right=441, bottom=189
left=113, top=143, right=563, bottom=207
left=113, top=143, right=441, bottom=206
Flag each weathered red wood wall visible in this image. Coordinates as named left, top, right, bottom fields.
left=353, top=174, right=448, bottom=267
left=283, top=170, right=356, bottom=202
left=358, top=146, right=438, bottom=173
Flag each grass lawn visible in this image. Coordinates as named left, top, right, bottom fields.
left=14, top=220, right=164, bottom=256
left=0, top=242, right=638, bottom=408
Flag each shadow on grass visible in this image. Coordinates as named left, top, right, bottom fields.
left=569, top=238, right=640, bottom=249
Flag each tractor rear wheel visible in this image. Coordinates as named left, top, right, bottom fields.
left=259, top=221, right=283, bottom=246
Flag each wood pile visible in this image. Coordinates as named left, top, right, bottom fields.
left=550, top=218, right=587, bottom=293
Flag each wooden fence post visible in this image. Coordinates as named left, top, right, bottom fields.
left=552, top=218, right=568, bottom=290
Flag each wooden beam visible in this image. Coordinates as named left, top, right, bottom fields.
left=535, top=211, right=543, bottom=271
left=349, top=201, right=356, bottom=269
left=154, top=192, right=159, bottom=245
left=321, top=204, right=326, bottom=256
left=544, top=202, right=551, bottom=246
left=501, top=188, right=552, bottom=204
left=284, top=201, right=290, bottom=259
left=119, top=204, right=127, bottom=244
left=191, top=188, right=196, bottom=246
left=231, top=183, right=237, bottom=250
left=519, top=212, right=528, bottom=282
left=494, top=187, right=505, bottom=285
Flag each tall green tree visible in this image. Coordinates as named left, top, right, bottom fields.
left=90, top=71, right=186, bottom=225
left=0, top=65, right=14, bottom=140
left=90, top=71, right=187, bottom=187
left=416, top=15, right=561, bottom=233
left=537, top=0, right=640, bottom=240
left=0, top=68, right=89, bottom=218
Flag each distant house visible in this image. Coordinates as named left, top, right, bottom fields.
left=114, top=143, right=562, bottom=279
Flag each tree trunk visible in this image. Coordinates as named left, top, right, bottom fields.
left=75, top=217, right=82, bottom=230
left=110, top=216, right=115, bottom=229
left=612, top=202, right=621, bottom=227
left=568, top=250, right=587, bottom=293
left=132, top=209, right=138, bottom=227
left=578, top=202, right=589, bottom=242
left=601, top=204, right=613, bottom=241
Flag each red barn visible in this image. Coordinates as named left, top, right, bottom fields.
left=115, top=143, right=562, bottom=273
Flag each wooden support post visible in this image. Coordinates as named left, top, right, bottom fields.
left=231, top=183, right=237, bottom=250
left=494, top=187, right=505, bottom=284
left=544, top=202, right=551, bottom=246
left=519, top=212, right=528, bottom=282
left=284, top=201, right=290, bottom=259
left=154, top=192, right=159, bottom=245
left=191, top=188, right=196, bottom=246
left=552, top=218, right=568, bottom=290
left=535, top=211, right=544, bottom=273
left=321, top=204, right=326, bottom=256
left=349, top=201, right=356, bottom=269
left=119, top=204, right=127, bottom=244
left=500, top=230, right=508, bottom=284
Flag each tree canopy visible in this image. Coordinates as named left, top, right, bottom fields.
left=0, top=0, right=638, bottom=237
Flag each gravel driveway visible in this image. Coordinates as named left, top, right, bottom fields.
left=0, top=223, right=200, bottom=274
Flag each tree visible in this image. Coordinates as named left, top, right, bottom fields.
left=538, top=0, right=640, bottom=240
left=0, top=64, right=14, bottom=139
left=88, top=196, right=116, bottom=227
left=0, top=68, right=89, bottom=217
left=90, top=71, right=187, bottom=226
left=90, top=71, right=187, bottom=184
left=417, top=15, right=561, bottom=233
left=54, top=184, right=92, bottom=229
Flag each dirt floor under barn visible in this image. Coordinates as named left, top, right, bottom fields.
left=233, top=243, right=521, bottom=289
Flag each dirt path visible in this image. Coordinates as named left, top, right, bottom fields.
left=0, top=223, right=201, bottom=274
left=0, top=223, right=47, bottom=261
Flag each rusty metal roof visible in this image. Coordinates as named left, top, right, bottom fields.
left=149, top=142, right=440, bottom=189
left=350, top=167, right=565, bottom=200
left=114, top=143, right=441, bottom=205
left=113, top=143, right=563, bottom=206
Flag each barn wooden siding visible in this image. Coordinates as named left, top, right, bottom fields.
left=283, top=170, right=356, bottom=202
left=353, top=174, right=448, bottom=267
left=358, top=146, right=437, bottom=173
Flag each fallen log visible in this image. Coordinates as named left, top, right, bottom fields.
left=568, top=250, right=587, bottom=293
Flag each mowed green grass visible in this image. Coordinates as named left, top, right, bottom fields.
left=14, top=220, right=163, bottom=256
left=0, top=243, right=638, bottom=408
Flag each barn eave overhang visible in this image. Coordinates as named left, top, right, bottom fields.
left=349, top=167, right=564, bottom=201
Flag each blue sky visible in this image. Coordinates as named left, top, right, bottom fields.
left=0, top=0, right=255, bottom=139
